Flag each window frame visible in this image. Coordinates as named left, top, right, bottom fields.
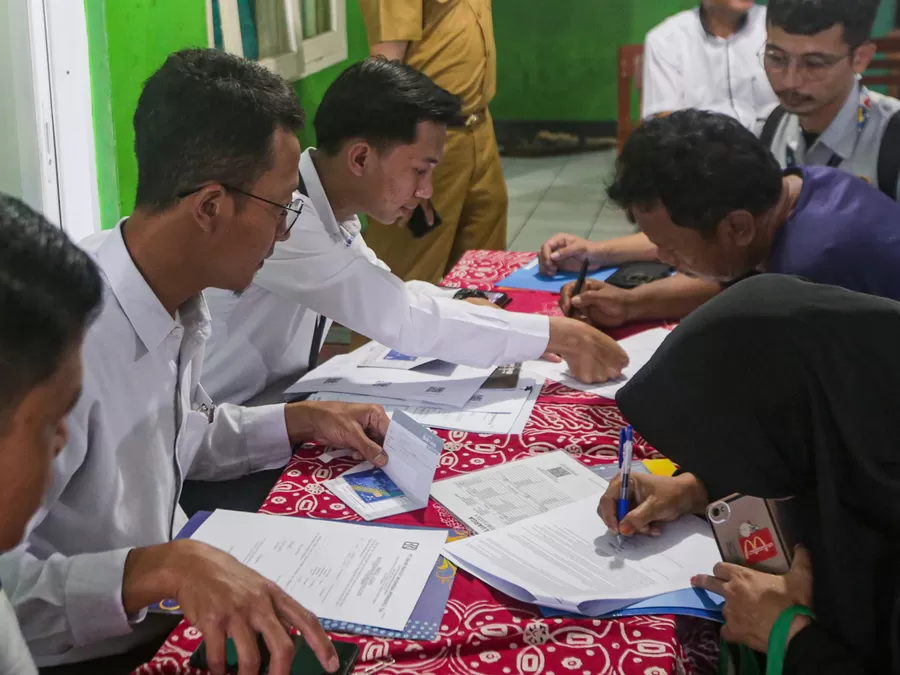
left=209, top=0, right=347, bottom=81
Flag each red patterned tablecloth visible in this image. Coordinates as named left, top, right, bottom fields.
left=138, top=251, right=719, bottom=675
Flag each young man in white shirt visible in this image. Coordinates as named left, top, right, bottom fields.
left=642, top=0, right=777, bottom=128
left=202, top=57, right=629, bottom=406
left=0, top=49, right=386, bottom=674
left=0, top=195, right=104, bottom=675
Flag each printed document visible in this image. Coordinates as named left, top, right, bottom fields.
left=326, top=412, right=443, bottom=519
left=308, top=378, right=541, bottom=435
left=431, top=451, right=608, bottom=532
left=523, top=327, right=670, bottom=398
left=285, top=341, right=493, bottom=407
left=190, top=510, right=447, bottom=631
left=443, top=496, right=722, bottom=616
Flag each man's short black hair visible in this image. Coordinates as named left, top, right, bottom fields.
left=134, top=48, right=306, bottom=212
left=608, top=110, right=784, bottom=236
left=0, top=194, right=102, bottom=418
left=767, top=0, right=880, bottom=47
left=313, top=57, right=464, bottom=155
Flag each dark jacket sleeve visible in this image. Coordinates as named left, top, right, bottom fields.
left=784, top=623, right=869, bottom=675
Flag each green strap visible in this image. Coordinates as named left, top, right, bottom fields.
left=766, top=605, right=816, bottom=675
left=717, top=639, right=762, bottom=675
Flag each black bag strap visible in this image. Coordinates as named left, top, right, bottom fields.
left=877, top=109, right=900, bottom=200
left=759, top=105, right=788, bottom=149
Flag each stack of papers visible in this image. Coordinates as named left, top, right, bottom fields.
left=443, top=496, right=722, bottom=616
left=285, top=341, right=496, bottom=408
left=523, top=327, right=671, bottom=399
left=182, top=509, right=451, bottom=635
left=308, top=376, right=542, bottom=435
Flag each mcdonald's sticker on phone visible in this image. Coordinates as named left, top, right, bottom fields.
left=739, top=527, right=777, bottom=565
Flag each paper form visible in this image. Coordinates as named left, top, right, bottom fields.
left=523, top=327, right=671, bottom=399
left=431, top=451, right=608, bottom=533
left=190, top=510, right=448, bottom=631
left=308, top=378, right=541, bottom=435
left=381, top=411, right=443, bottom=505
left=285, top=341, right=494, bottom=408
left=358, top=346, right=439, bottom=371
left=443, top=496, right=722, bottom=616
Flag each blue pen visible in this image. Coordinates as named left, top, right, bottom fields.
left=616, top=426, right=634, bottom=549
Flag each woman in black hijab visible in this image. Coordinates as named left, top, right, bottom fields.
left=598, top=274, right=900, bottom=674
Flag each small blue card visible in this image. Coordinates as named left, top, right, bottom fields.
left=384, top=350, right=417, bottom=362
left=343, top=468, right=405, bottom=503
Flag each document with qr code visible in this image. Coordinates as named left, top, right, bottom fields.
left=431, top=451, right=609, bottom=533
left=188, top=509, right=448, bottom=631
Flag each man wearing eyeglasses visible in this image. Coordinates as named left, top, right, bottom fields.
left=642, top=0, right=777, bottom=128
left=0, top=49, right=385, bottom=674
left=757, top=0, right=900, bottom=200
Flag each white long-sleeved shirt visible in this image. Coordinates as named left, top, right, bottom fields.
left=202, top=148, right=550, bottom=405
left=0, top=223, right=291, bottom=666
left=0, top=588, right=37, bottom=675
left=641, top=5, right=776, bottom=129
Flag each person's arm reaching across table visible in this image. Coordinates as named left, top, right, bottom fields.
left=560, top=276, right=720, bottom=328
left=539, top=232, right=659, bottom=276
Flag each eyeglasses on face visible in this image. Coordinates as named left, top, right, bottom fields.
left=177, top=184, right=304, bottom=235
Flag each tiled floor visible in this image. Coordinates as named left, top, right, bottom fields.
left=503, top=149, right=636, bottom=252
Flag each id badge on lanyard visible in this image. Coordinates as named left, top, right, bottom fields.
left=785, top=86, right=871, bottom=169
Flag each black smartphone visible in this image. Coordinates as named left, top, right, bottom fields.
left=606, top=261, right=674, bottom=289
left=189, top=633, right=360, bottom=675
left=406, top=201, right=442, bottom=238
left=452, top=289, right=512, bottom=308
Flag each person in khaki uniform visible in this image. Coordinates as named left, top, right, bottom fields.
left=359, top=0, right=507, bottom=286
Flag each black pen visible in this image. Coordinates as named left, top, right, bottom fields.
left=567, top=259, right=590, bottom=317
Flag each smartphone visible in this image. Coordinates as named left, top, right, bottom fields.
left=706, top=494, right=800, bottom=574
left=452, top=289, right=512, bottom=308
left=189, top=633, right=360, bottom=675
left=406, top=201, right=443, bottom=238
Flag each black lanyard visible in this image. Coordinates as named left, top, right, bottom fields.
left=296, top=170, right=327, bottom=373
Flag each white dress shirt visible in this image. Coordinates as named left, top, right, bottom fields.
left=0, top=223, right=291, bottom=666
left=641, top=5, right=776, bottom=129
left=0, top=588, right=37, bottom=675
left=202, top=149, right=550, bottom=405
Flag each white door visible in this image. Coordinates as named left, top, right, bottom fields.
left=0, top=0, right=101, bottom=240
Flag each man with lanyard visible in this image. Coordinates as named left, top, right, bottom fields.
left=201, top=58, right=629, bottom=407
left=642, top=0, right=776, bottom=128
left=758, top=0, right=900, bottom=200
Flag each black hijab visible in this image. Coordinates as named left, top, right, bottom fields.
left=617, top=274, right=900, bottom=672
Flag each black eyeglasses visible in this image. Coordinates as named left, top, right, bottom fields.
left=178, top=184, right=304, bottom=235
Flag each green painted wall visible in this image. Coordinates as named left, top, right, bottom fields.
left=492, top=0, right=897, bottom=123
left=85, top=0, right=368, bottom=229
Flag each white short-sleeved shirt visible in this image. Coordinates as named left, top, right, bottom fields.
left=642, top=5, right=776, bottom=129
left=759, top=82, right=900, bottom=201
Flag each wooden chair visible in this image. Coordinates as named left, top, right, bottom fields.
left=863, top=36, right=900, bottom=99
left=617, top=44, right=645, bottom=154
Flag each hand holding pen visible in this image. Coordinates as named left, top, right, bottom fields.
left=616, top=426, right=634, bottom=549
left=566, top=259, right=591, bottom=318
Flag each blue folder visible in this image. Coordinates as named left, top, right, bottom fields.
left=539, top=588, right=724, bottom=622
left=496, top=256, right=618, bottom=293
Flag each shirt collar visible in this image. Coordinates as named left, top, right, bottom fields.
left=698, top=3, right=749, bottom=38
left=95, top=220, right=211, bottom=352
left=299, top=148, right=362, bottom=237
left=815, top=80, right=865, bottom=160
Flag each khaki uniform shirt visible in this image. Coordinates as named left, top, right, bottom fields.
left=360, top=0, right=496, bottom=114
